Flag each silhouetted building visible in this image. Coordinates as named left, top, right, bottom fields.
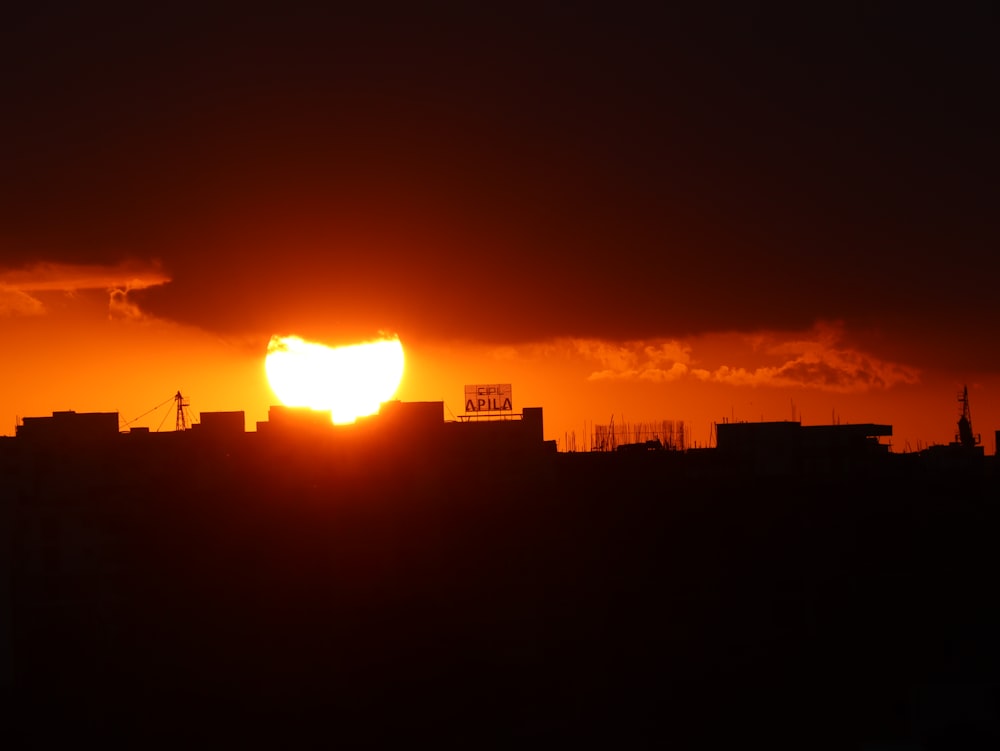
left=194, top=410, right=246, bottom=436
left=256, top=405, right=334, bottom=433
left=715, top=420, right=892, bottom=475
left=917, top=440, right=986, bottom=472
left=375, top=399, right=447, bottom=437
left=15, top=410, right=119, bottom=444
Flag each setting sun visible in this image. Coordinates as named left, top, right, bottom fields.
left=265, top=334, right=405, bottom=424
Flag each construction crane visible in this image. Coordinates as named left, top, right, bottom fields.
left=956, top=385, right=980, bottom=449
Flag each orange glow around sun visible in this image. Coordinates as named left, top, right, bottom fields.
left=265, top=334, right=405, bottom=424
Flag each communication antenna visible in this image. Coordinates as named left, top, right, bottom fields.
left=956, top=385, right=979, bottom=448
left=175, top=390, right=191, bottom=431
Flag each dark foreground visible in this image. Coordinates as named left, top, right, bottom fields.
left=3, top=438, right=999, bottom=748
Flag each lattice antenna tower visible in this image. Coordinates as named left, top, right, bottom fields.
left=175, top=390, right=190, bottom=431
left=956, top=385, right=979, bottom=448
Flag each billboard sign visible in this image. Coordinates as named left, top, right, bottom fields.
left=464, top=384, right=513, bottom=412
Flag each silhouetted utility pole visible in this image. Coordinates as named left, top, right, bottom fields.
left=175, top=391, right=190, bottom=431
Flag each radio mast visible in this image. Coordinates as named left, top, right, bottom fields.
left=956, top=385, right=979, bottom=448
left=175, top=391, right=190, bottom=431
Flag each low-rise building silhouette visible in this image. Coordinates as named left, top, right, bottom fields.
left=715, top=420, right=893, bottom=475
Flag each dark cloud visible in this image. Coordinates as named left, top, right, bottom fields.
left=2, top=5, right=997, bottom=367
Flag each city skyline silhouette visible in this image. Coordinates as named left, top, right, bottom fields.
left=4, top=394, right=1000, bottom=745
left=3, top=4, right=998, bottom=746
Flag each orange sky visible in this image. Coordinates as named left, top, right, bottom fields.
left=2, top=6, right=997, bottom=452
left=1, top=282, right=996, bottom=454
